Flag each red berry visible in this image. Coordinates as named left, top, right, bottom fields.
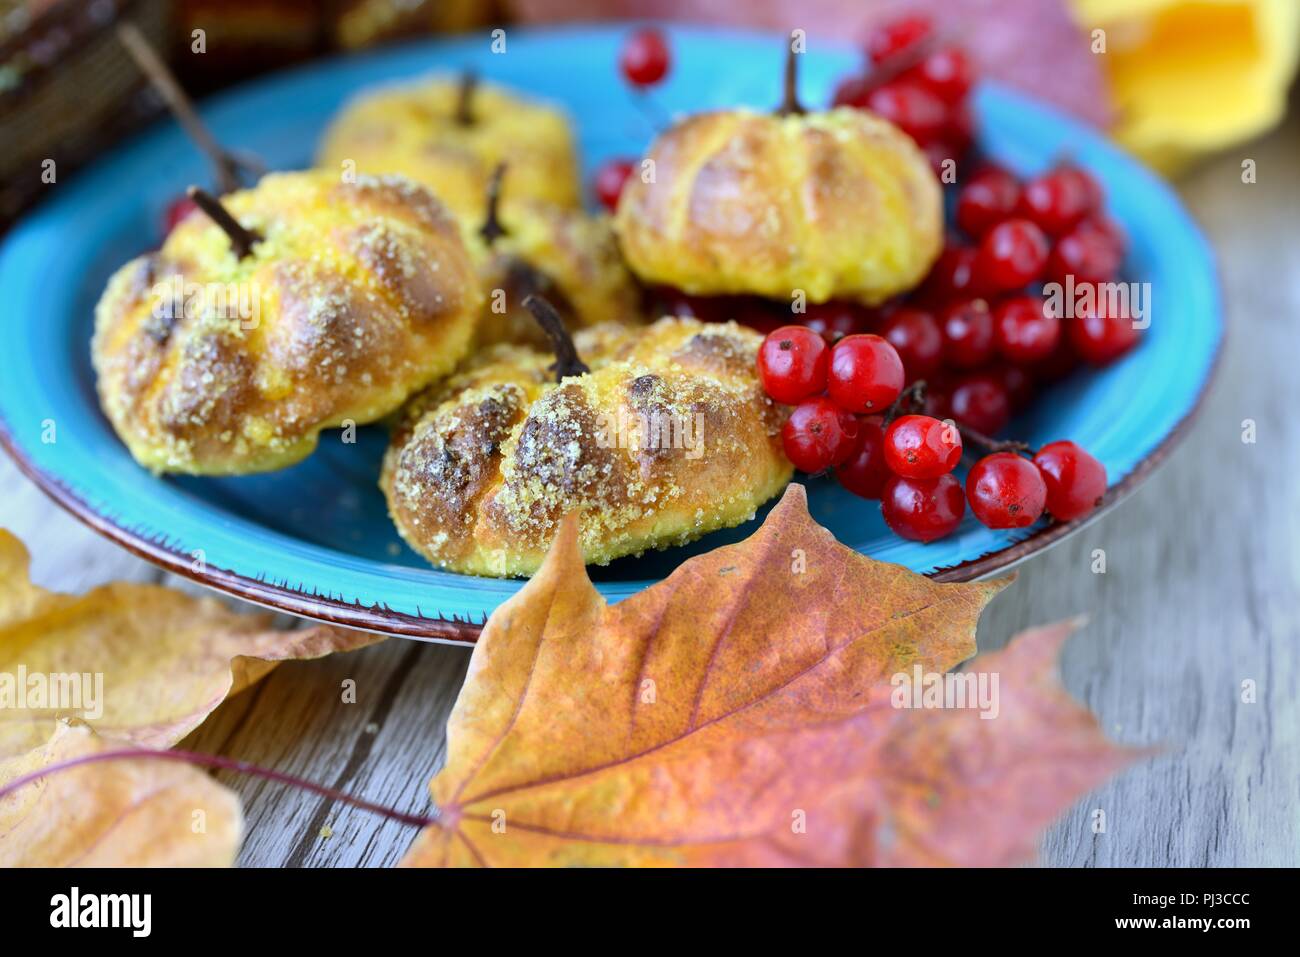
left=884, top=414, right=962, bottom=479
left=1086, top=213, right=1125, bottom=248
left=966, top=452, right=1047, bottom=528
left=881, top=473, right=966, bottom=543
left=832, top=74, right=873, bottom=109
left=879, top=307, right=944, bottom=379
left=922, top=243, right=981, bottom=305
left=620, top=28, right=671, bottom=87
left=957, top=165, right=1020, bottom=238
left=864, top=15, right=932, bottom=65
left=736, top=308, right=787, bottom=336
left=974, top=218, right=1049, bottom=292
left=993, top=295, right=1060, bottom=363
left=945, top=100, right=975, bottom=151
left=1018, top=167, right=1095, bottom=237
left=757, top=325, right=829, bottom=403
left=593, top=159, right=635, bottom=212
left=949, top=372, right=1011, bottom=434
left=909, top=46, right=972, bottom=103
left=991, top=361, right=1036, bottom=412
left=867, top=81, right=949, bottom=147
left=801, top=301, right=872, bottom=343
left=923, top=382, right=952, bottom=420
left=1067, top=288, right=1142, bottom=365
left=1033, top=440, right=1107, bottom=521
left=163, top=195, right=198, bottom=233
left=1033, top=331, right=1081, bottom=383
left=827, top=334, right=905, bottom=414
left=1064, top=164, right=1104, bottom=210
left=922, top=140, right=960, bottom=177
left=782, top=397, right=860, bottom=473
left=835, top=416, right=891, bottom=498
left=1047, top=216, right=1124, bottom=285
left=939, top=298, right=995, bottom=369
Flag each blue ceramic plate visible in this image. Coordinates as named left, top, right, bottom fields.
left=0, top=25, right=1221, bottom=643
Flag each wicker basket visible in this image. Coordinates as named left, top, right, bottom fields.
left=0, top=0, right=173, bottom=224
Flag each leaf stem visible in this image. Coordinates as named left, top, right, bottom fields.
left=0, top=746, right=438, bottom=829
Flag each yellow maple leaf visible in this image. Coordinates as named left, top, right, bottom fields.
left=0, top=721, right=241, bottom=866
left=0, top=529, right=382, bottom=758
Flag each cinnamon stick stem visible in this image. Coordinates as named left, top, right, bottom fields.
left=117, top=22, right=259, bottom=194
left=187, top=187, right=262, bottom=259
left=523, top=294, right=589, bottom=381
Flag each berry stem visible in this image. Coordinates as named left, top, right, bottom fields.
left=866, top=38, right=936, bottom=90
left=0, top=746, right=438, bottom=829
left=956, top=423, right=1035, bottom=456
left=775, top=44, right=806, bottom=117
left=187, top=187, right=262, bottom=259
left=883, top=380, right=928, bottom=425
left=856, top=29, right=951, bottom=100
left=523, top=294, right=589, bottom=381
left=885, top=379, right=1036, bottom=455
left=117, top=22, right=263, bottom=195
left=479, top=162, right=507, bottom=246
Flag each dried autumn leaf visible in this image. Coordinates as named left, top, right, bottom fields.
left=0, top=529, right=382, bottom=758
left=399, top=484, right=1132, bottom=867
left=0, top=721, right=241, bottom=866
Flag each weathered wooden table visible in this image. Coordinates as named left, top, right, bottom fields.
left=3, top=114, right=1295, bottom=867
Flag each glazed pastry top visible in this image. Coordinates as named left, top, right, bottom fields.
left=316, top=76, right=583, bottom=222
left=93, top=170, right=483, bottom=475
left=469, top=200, right=644, bottom=346
left=614, top=107, right=944, bottom=305
left=382, top=317, right=793, bottom=577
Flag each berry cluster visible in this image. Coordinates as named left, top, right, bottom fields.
left=895, top=158, right=1138, bottom=431
left=599, top=20, right=1130, bottom=544
left=757, top=325, right=1108, bottom=542
left=831, top=15, right=974, bottom=174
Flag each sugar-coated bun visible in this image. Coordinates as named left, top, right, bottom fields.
left=381, top=317, right=793, bottom=577
left=614, top=107, right=944, bottom=304
left=316, top=76, right=582, bottom=222
left=318, top=77, right=641, bottom=344
left=93, top=171, right=482, bottom=474
left=470, top=201, right=644, bottom=347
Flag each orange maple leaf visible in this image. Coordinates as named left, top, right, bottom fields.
left=401, top=484, right=1138, bottom=866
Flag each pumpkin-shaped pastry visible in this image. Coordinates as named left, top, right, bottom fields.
left=381, top=308, right=792, bottom=577
left=316, top=74, right=582, bottom=222
left=468, top=167, right=643, bottom=346
left=614, top=57, right=943, bottom=305
left=93, top=170, right=483, bottom=475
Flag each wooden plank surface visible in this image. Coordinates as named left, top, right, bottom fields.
left=3, top=113, right=1295, bottom=868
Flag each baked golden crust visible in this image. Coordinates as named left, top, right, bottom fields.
left=613, top=107, right=944, bottom=305
left=316, top=76, right=582, bottom=222
left=381, top=317, right=793, bottom=577
left=92, top=171, right=483, bottom=475
left=470, top=201, right=644, bottom=346
left=316, top=77, right=642, bottom=343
